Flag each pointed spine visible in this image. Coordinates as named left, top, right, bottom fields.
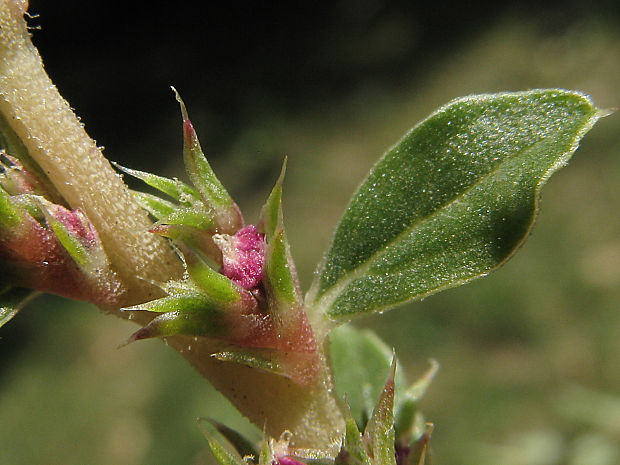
left=174, top=88, right=243, bottom=233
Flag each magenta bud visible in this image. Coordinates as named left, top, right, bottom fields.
left=0, top=196, right=124, bottom=307
left=277, top=456, right=307, bottom=465
left=213, top=224, right=265, bottom=290
left=45, top=203, right=98, bottom=249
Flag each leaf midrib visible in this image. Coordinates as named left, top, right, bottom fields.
left=312, top=129, right=567, bottom=316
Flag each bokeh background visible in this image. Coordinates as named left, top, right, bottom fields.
left=1, top=1, right=619, bottom=464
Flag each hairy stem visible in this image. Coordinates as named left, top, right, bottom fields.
left=0, top=1, right=343, bottom=452
left=0, top=0, right=180, bottom=305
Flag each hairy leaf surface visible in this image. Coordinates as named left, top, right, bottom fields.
left=330, top=325, right=405, bottom=428
left=308, top=90, right=602, bottom=322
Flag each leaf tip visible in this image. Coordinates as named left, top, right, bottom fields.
left=117, top=332, right=138, bottom=349
left=171, top=86, right=189, bottom=121
left=120, top=325, right=157, bottom=348
left=172, top=86, right=195, bottom=141
left=277, top=156, right=288, bottom=185
left=598, top=106, right=617, bottom=118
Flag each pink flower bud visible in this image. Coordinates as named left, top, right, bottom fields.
left=213, top=224, right=265, bottom=290
left=277, top=456, right=307, bottom=465
left=0, top=196, right=124, bottom=306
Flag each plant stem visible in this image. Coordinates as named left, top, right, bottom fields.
left=0, top=1, right=344, bottom=453
left=0, top=0, right=180, bottom=306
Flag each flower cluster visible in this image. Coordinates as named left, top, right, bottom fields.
left=118, top=93, right=319, bottom=385
left=0, top=151, right=123, bottom=318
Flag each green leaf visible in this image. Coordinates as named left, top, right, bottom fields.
left=258, top=438, right=273, bottom=465
left=338, top=401, right=372, bottom=465
left=113, top=162, right=200, bottom=203
left=131, top=191, right=177, bottom=219
left=261, top=160, right=303, bottom=311
left=123, top=292, right=216, bottom=314
left=264, top=227, right=300, bottom=307
left=0, top=286, right=38, bottom=328
left=122, top=307, right=225, bottom=344
left=9, top=193, right=42, bottom=220
left=198, top=418, right=258, bottom=461
left=155, top=206, right=214, bottom=230
left=260, top=158, right=286, bottom=241
left=206, top=438, right=245, bottom=465
left=308, top=90, right=602, bottom=322
left=364, top=358, right=397, bottom=465
left=121, top=292, right=228, bottom=344
left=174, top=89, right=242, bottom=233
left=212, top=350, right=284, bottom=376
left=330, top=325, right=405, bottom=429
left=197, top=418, right=246, bottom=465
left=0, top=186, right=21, bottom=227
left=185, top=251, right=241, bottom=304
left=46, top=214, right=89, bottom=267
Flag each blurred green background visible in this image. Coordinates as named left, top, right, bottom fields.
left=1, top=1, right=619, bottom=464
